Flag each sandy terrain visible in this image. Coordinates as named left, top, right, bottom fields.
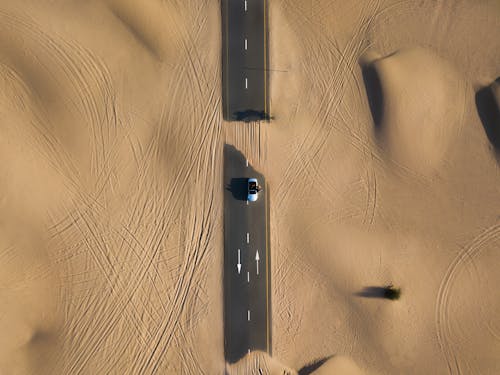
left=0, top=0, right=499, bottom=374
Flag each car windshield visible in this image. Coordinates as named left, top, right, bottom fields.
left=249, top=190, right=256, bottom=194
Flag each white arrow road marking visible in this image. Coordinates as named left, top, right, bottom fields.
left=246, top=232, right=249, bottom=243
left=237, top=249, right=241, bottom=274
left=255, top=250, right=260, bottom=275
left=248, top=309, right=251, bottom=321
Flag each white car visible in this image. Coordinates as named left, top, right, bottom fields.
left=247, top=178, right=260, bottom=202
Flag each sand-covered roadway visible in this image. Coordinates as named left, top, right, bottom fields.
left=223, top=144, right=270, bottom=363
left=0, top=1, right=499, bottom=374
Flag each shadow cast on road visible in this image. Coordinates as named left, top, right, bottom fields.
left=232, top=109, right=270, bottom=122
left=226, top=178, right=248, bottom=201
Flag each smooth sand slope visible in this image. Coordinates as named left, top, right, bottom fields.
left=361, top=48, right=466, bottom=174
left=0, top=1, right=499, bottom=374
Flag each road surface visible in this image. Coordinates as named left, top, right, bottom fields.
left=223, top=144, right=271, bottom=362
left=222, top=0, right=269, bottom=121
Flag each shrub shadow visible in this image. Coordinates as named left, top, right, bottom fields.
left=355, top=286, right=386, bottom=298
left=355, top=285, right=401, bottom=300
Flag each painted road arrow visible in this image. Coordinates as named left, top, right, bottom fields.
left=237, top=249, right=241, bottom=274
left=255, top=250, right=260, bottom=275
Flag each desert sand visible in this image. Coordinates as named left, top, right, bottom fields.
left=0, top=0, right=499, bottom=374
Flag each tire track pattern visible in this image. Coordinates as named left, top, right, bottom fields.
left=275, top=0, right=381, bottom=211
left=435, top=222, right=500, bottom=375
left=0, top=2, right=222, bottom=374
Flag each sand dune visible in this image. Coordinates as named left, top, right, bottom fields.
left=0, top=1, right=223, bottom=374
left=307, top=356, right=363, bottom=375
left=105, top=0, right=180, bottom=61
left=363, top=48, right=467, bottom=174
left=0, top=0, right=499, bottom=374
left=0, top=218, right=60, bottom=374
left=267, top=1, right=500, bottom=374
left=476, top=78, right=500, bottom=154
left=225, top=352, right=297, bottom=375
left=224, top=352, right=364, bottom=375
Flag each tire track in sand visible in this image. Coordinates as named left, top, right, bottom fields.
left=5, top=3, right=218, bottom=372
left=0, top=9, right=123, bottom=201
left=435, top=222, right=500, bottom=375
left=2, top=2, right=220, bottom=373
left=0, top=14, right=168, bottom=370
left=0, top=14, right=154, bottom=359
left=275, top=0, right=380, bottom=210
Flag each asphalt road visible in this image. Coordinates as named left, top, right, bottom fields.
left=223, top=145, right=271, bottom=363
left=222, top=0, right=269, bottom=121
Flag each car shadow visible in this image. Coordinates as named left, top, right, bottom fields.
left=226, top=177, right=248, bottom=201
